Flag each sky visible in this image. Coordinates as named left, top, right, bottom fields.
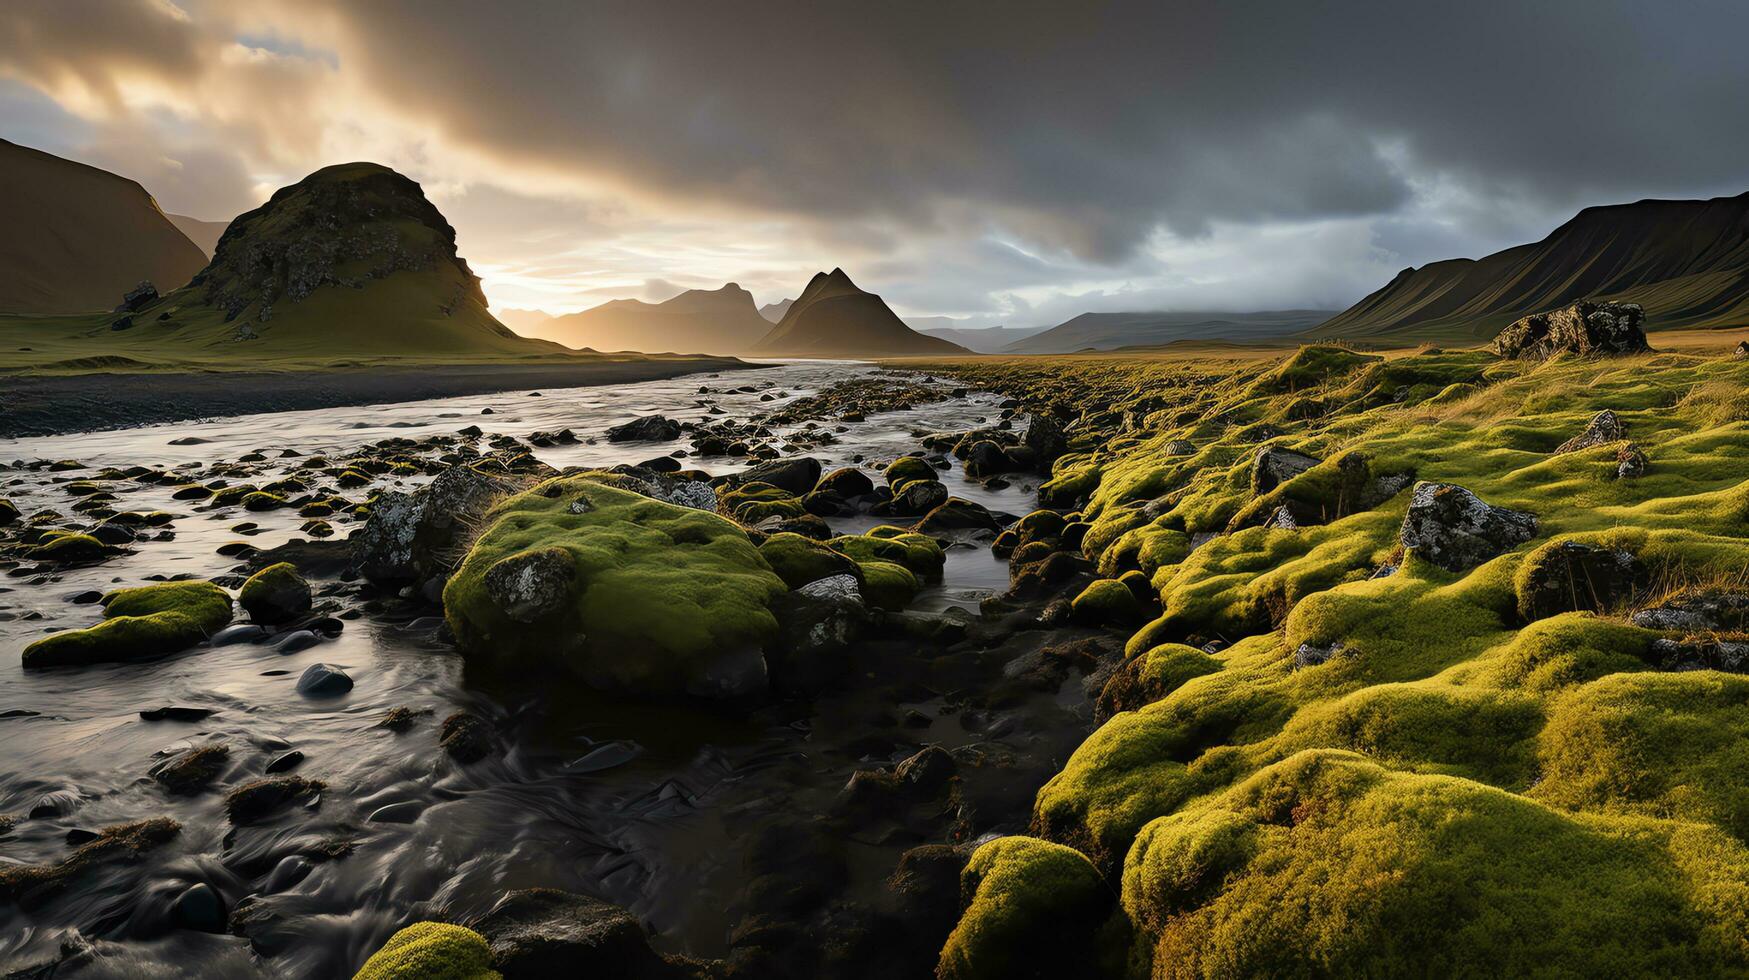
left=4, top=0, right=1748, bottom=328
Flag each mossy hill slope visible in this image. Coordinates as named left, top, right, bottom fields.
left=751, top=268, right=968, bottom=357
left=919, top=338, right=1749, bottom=977
left=1316, top=192, right=1749, bottom=343
left=0, top=162, right=584, bottom=371
left=0, top=139, right=207, bottom=314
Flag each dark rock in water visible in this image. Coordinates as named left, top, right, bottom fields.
left=636, top=455, right=682, bottom=473
left=605, top=415, right=681, bottom=442
left=379, top=706, right=429, bottom=732
left=875, top=478, right=949, bottom=517
left=64, top=828, right=100, bottom=846
left=264, top=855, right=314, bottom=893
left=1554, top=410, right=1626, bottom=455
left=1022, top=414, right=1067, bottom=471
left=816, top=466, right=874, bottom=498
left=265, top=750, right=305, bottom=774
left=173, top=882, right=227, bottom=933
left=224, top=775, right=323, bottom=826
left=152, top=743, right=230, bottom=794
left=471, top=887, right=674, bottom=978
left=440, top=712, right=494, bottom=763
left=354, top=465, right=515, bottom=585
left=115, top=280, right=159, bottom=313
left=770, top=574, right=869, bottom=691
left=1492, top=300, right=1649, bottom=359
left=0, top=818, right=180, bottom=908
left=963, top=440, right=1014, bottom=478
left=210, top=623, right=268, bottom=646
left=273, top=630, right=321, bottom=654
left=1399, top=482, right=1537, bottom=572
left=367, top=801, right=424, bottom=824
left=1632, top=591, right=1749, bottom=633
left=139, top=706, right=215, bottom=722
left=1516, top=541, right=1644, bottom=621
left=295, top=662, right=352, bottom=697
left=913, top=497, right=1000, bottom=535
left=884, top=844, right=969, bottom=970
left=239, top=563, right=312, bottom=625
left=28, top=789, right=84, bottom=819
left=740, top=456, right=824, bottom=495
left=1251, top=445, right=1319, bottom=494
left=837, top=745, right=959, bottom=819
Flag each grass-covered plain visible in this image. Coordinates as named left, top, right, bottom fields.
left=917, top=331, right=1749, bottom=976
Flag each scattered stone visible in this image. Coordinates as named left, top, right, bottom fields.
left=265, top=750, right=305, bottom=774
left=605, top=415, right=682, bottom=442
left=1616, top=443, right=1647, bottom=479
left=1516, top=541, right=1644, bottom=621
left=1293, top=641, right=1344, bottom=668
left=1632, top=591, right=1749, bottom=633
left=440, top=712, right=494, bottom=763
left=114, top=281, right=159, bottom=313
left=295, top=662, right=353, bottom=697
left=173, top=882, right=227, bottom=933
left=1553, top=410, right=1626, bottom=454
left=239, top=562, right=312, bottom=625
left=139, top=706, right=215, bottom=722
left=367, top=801, right=424, bottom=824
left=0, top=818, right=181, bottom=907
left=151, top=744, right=230, bottom=794
left=470, top=887, right=673, bottom=978
left=739, top=456, right=824, bottom=495
left=1251, top=445, right=1319, bottom=494
left=224, top=776, right=324, bottom=826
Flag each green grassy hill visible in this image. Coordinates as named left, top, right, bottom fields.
left=0, top=162, right=595, bottom=372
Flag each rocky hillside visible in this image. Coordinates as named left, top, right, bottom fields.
left=1317, top=192, right=1749, bottom=341
left=752, top=269, right=968, bottom=357
left=533, top=283, right=773, bottom=354
left=0, top=139, right=207, bottom=314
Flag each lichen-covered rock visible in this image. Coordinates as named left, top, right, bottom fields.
left=1071, top=578, right=1144, bottom=626
left=444, top=477, right=787, bottom=697
left=353, top=922, right=499, bottom=980
left=937, top=836, right=1108, bottom=980
left=605, top=415, right=681, bottom=442
left=913, top=497, right=1001, bottom=536
left=770, top=573, right=870, bottom=689
left=23, top=581, right=234, bottom=668
left=816, top=466, right=875, bottom=498
left=1399, top=482, right=1537, bottom=572
left=1553, top=409, right=1626, bottom=454
left=1514, top=540, right=1644, bottom=621
left=1491, top=300, right=1649, bottom=360
left=440, top=712, right=494, bottom=763
left=239, top=562, right=312, bottom=624
left=353, top=466, right=515, bottom=584
left=1022, top=414, right=1068, bottom=471
left=1615, top=442, right=1647, bottom=479
left=665, top=480, right=717, bottom=511
left=875, top=478, right=949, bottom=516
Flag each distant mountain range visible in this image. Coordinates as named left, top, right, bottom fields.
left=751, top=268, right=968, bottom=357
left=1006, top=310, right=1335, bottom=353
left=912, top=322, right=1049, bottom=353
left=527, top=283, right=773, bottom=354
left=0, top=138, right=208, bottom=314
left=1316, top=192, right=1749, bottom=341
left=759, top=298, right=792, bottom=322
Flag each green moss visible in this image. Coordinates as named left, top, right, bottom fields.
left=210, top=484, right=259, bottom=506
left=757, top=532, right=860, bottom=589
left=239, top=562, right=313, bottom=624
left=352, top=922, right=500, bottom=980
left=936, top=836, right=1108, bottom=980
left=885, top=455, right=936, bottom=489
left=1122, top=750, right=1749, bottom=977
left=444, top=477, right=787, bottom=695
left=1072, top=578, right=1145, bottom=626
left=857, top=559, right=920, bottom=610
left=23, top=581, right=233, bottom=668
left=828, top=527, right=945, bottom=578
left=719, top=481, right=805, bottom=523
left=25, top=533, right=117, bottom=563
left=241, top=491, right=288, bottom=512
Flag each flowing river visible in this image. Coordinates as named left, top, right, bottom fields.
left=0, top=362, right=1043, bottom=977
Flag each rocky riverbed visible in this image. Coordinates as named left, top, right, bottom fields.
left=0, top=361, right=1115, bottom=978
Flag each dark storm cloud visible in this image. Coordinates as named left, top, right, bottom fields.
left=3, top=0, right=1748, bottom=316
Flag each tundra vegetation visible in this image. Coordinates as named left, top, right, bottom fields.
left=912, top=341, right=1749, bottom=977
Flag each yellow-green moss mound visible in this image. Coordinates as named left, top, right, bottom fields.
left=23, top=581, right=233, bottom=668
left=937, top=836, right=1109, bottom=980
left=353, top=922, right=500, bottom=980
left=443, top=477, right=788, bottom=695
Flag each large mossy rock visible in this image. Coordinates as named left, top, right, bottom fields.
left=758, top=532, right=863, bottom=589
left=444, top=477, right=788, bottom=698
left=936, top=836, right=1109, bottom=980
left=239, top=562, right=313, bottom=624
left=23, top=581, right=233, bottom=668
left=1491, top=300, right=1649, bottom=360
left=353, top=922, right=500, bottom=980
left=354, top=466, right=516, bottom=585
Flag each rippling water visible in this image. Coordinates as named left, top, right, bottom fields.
left=0, top=361, right=1033, bottom=976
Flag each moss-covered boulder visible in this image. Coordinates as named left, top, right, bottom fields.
left=25, top=533, right=121, bottom=565
left=239, top=562, right=313, bottom=625
left=885, top=455, right=936, bottom=489
left=1071, top=578, right=1145, bottom=626
left=758, top=532, right=863, bottom=589
left=23, top=581, right=233, bottom=668
left=1120, top=750, right=1749, bottom=977
left=829, top=527, right=945, bottom=579
left=0, top=497, right=19, bottom=526
left=444, top=477, right=788, bottom=697
left=353, top=922, right=500, bottom=980
left=858, top=560, right=921, bottom=611
left=719, top=481, right=805, bottom=524
left=936, top=836, right=1109, bottom=980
